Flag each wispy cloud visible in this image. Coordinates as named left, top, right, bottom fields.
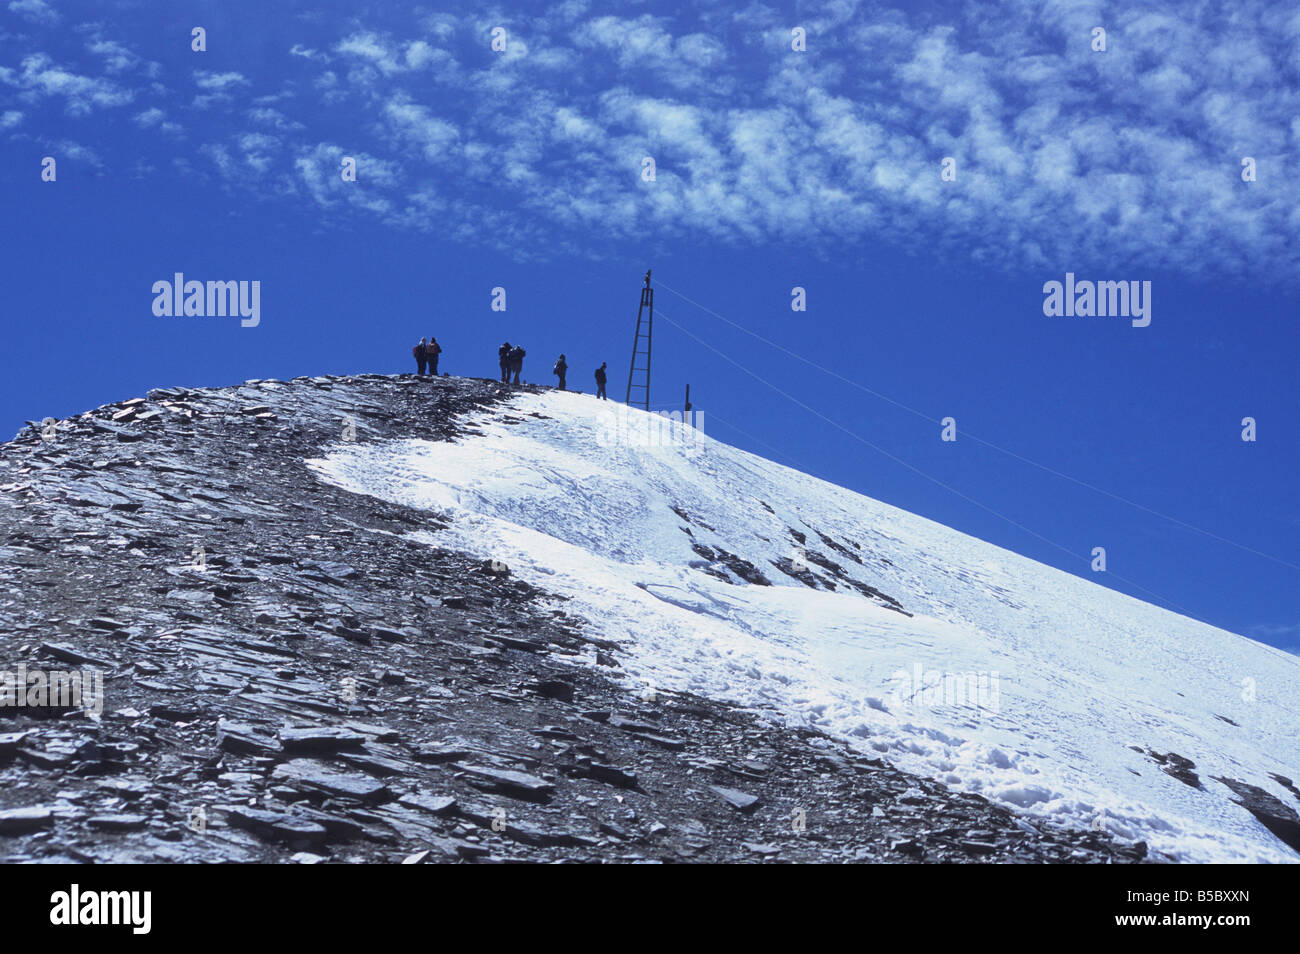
left=574, top=15, right=728, bottom=90
left=7, top=0, right=58, bottom=25
left=0, top=52, right=133, bottom=115
left=289, top=43, right=329, bottom=63
left=191, top=69, right=250, bottom=109
left=86, top=37, right=141, bottom=74
left=133, top=106, right=180, bottom=135
left=5, top=2, right=1298, bottom=275
left=248, top=105, right=304, bottom=132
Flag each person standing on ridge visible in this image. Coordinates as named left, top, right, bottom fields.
left=594, top=362, right=607, bottom=400
left=413, top=337, right=428, bottom=376
left=553, top=353, right=568, bottom=391
left=508, top=344, right=526, bottom=384
left=427, top=336, right=442, bottom=376
left=498, top=342, right=512, bottom=383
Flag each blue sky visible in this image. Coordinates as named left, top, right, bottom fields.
left=3, top=1, right=1298, bottom=650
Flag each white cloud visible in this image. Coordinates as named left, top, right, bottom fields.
left=18, top=1, right=1296, bottom=273
left=380, top=96, right=461, bottom=161
left=290, top=44, right=329, bottom=62
left=133, top=106, right=181, bottom=136
left=0, top=53, right=133, bottom=115
left=332, top=30, right=458, bottom=82
left=52, top=139, right=100, bottom=165
left=7, top=0, right=57, bottom=24
left=248, top=106, right=304, bottom=132
left=335, top=32, right=405, bottom=75
left=280, top=3, right=1296, bottom=272
left=293, top=142, right=400, bottom=214
left=238, top=131, right=278, bottom=152
left=200, top=143, right=235, bottom=177
left=86, top=38, right=139, bottom=74
left=194, top=71, right=249, bottom=91
left=574, top=15, right=728, bottom=90
left=191, top=71, right=251, bottom=110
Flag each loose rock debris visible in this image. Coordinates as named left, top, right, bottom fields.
left=0, top=373, right=1153, bottom=863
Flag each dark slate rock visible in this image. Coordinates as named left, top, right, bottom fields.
left=335, top=750, right=410, bottom=777
left=397, top=793, right=458, bottom=816
left=629, top=731, right=686, bottom=751
left=86, top=814, right=149, bottom=832
left=90, top=420, right=146, bottom=442
left=493, top=633, right=545, bottom=652
left=279, top=726, right=369, bottom=753
left=287, top=806, right=366, bottom=840
left=710, top=786, right=761, bottom=813
left=410, top=742, right=474, bottom=764
left=300, top=561, right=360, bottom=581
left=495, top=818, right=598, bottom=849
left=458, top=764, right=555, bottom=803
left=607, top=714, right=657, bottom=733
left=38, top=643, right=112, bottom=667
left=223, top=806, right=328, bottom=845
left=216, top=721, right=283, bottom=756
left=1214, top=776, right=1300, bottom=854
left=530, top=679, right=575, bottom=703
left=577, top=761, right=640, bottom=790
left=0, top=806, right=57, bottom=834
left=271, top=761, right=392, bottom=804
left=0, top=731, right=34, bottom=752
left=1145, top=749, right=1202, bottom=790
left=150, top=702, right=204, bottom=722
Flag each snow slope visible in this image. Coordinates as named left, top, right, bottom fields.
left=309, top=391, right=1300, bottom=863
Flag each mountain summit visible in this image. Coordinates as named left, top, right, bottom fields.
left=2, top=374, right=1295, bottom=863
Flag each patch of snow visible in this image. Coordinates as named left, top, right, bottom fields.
left=308, top=390, right=1300, bottom=863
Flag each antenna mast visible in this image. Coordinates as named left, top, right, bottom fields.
left=624, top=269, right=654, bottom=411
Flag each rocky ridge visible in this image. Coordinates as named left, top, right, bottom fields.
left=0, top=373, right=1156, bottom=863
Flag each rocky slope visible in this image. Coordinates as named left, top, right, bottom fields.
left=0, top=373, right=1153, bottom=863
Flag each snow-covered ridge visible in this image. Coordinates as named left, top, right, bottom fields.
left=309, top=391, right=1300, bottom=863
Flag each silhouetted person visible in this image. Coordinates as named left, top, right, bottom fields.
left=553, top=353, right=567, bottom=391
left=594, top=362, right=607, bottom=399
left=427, top=336, right=442, bottom=375
left=508, top=345, right=526, bottom=384
left=413, top=337, right=428, bottom=375
left=498, top=341, right=511, bottom=383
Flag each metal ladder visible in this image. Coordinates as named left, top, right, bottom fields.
left=625, top=269, right=653, bottom=410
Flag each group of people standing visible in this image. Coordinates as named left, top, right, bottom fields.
left=412, top=337, right=609, bottom=399
left=498, top=342, right=527, bottom=384
left=411, top=337, right=442, bottom=376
